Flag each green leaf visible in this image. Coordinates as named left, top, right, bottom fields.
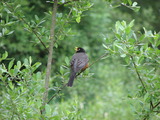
left=36, top=99, right=42, bottom=108
left=114, top=43, right=124, bottom=52
left=13, top=68, right=19, bottom=76
left=125, top=57, right=131, bottom=65
left=115, top=21, right=124, bottom=31
left=38, top=20, right=46, bottom=26
left=115, top=33, right=121, bottom=40
left=60, top=66, right=64, bottom=74
left=132, top=6, right=140, bottom=12
left=32, top=62, right=41, bottom=72
left=29, top=56, right=32, bottom=65
left=24, top=58, right=29, bottom=67
left=4, top=8, right=11, bottom=14
left=8, top=59, right=15, bottom=70
left=54, top=43, right=58, bottom=48
left=103, top=44, right=115, bottom=53
left=138, top=56, right=144, bottom=65
left=36, top=72, right=41, bottom=79
left=132, top=2, right=137, bottom=7
left=125, top=27, right=131, bottom=34
left=139, top=34, right=145, bottom=41
left=65, top=57, right=70, bottom=66
left=35, top=15, right=39, bottom=20
left=8, top=81, right=14, bottom=90
left=6, top=31, right=14, bottom=35
left=133, top=33, right=137, bottom=41
left=1, top=51, right=8, bottom=61
left=127, top=0, right=132, bottom=5
left=143, top=27, right=154, bottom=37
left=120, top=54, right=126, bottom=58
left=76, top=16, right=81, bottom=23
left=121, top=21, right=127, bottom=27
left=129, top=20, right=135, bottom=27
left=5, top=22, right=15, bottom=26
left=45, top=104, right=51, bottom=116
left=102, top=44, right=108, bottom=49
left=2, top=28, right=6, bottom=35
left=17, top=61, right=21, bottom=70
left=14, top=4, right=21, bottom=11
left=144, top=93, right=150, bottom=102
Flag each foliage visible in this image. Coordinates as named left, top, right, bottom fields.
left=0, top=52, right=44, bottom=119
left=0, top=0, right=160, bottom=120
left=103, top=20, right=160, bottom=119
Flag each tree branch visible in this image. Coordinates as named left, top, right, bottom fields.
left=130, top=55, right=157, bottom=111
left=42, top=0, right=58, bottom=112
left=76, top=53, right=108, bottom=77
left=153, top=101, right=160, bottom=109
left=32, top=30, right=49, bottom=53
left=3, top=2, right=49, bottom=54
left=47, top=53, right=108, bottom=104
left=47, top=83, right=67, bottom=104
left=130, top=55, right=147, bottom=92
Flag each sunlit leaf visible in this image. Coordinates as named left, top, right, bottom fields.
left=76, top=16, right=81, bottom=23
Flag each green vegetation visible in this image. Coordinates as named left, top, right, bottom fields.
left=0, top=0, right=159, bottom=119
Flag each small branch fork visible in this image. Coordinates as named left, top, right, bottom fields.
left=130, top=55, right=160, bottom=115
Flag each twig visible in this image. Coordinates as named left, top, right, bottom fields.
left=3, top=2, right=49, bottom=53
left=150, top=101, right=153, bottom=110
left=88, top=53, right=108, bottom=68
left=32, top=30, right=49, bottom=53
left=153, top=110, right=160, bottom=113
left=47, top=83, right=67, bottom=104
left=153, top=101, right=160, bottom=109
left=130, top=55, right=158, bottom=112
left=40, top=83, right=67, bottom=114
left=130, top=55, right=147, bottom=92
left=20, top=17, right=49, bottom=53
left=76, top=53, right=108, bottom=77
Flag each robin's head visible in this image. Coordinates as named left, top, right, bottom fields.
left=75, top=47, right=86, bottom=53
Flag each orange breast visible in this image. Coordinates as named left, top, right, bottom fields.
left=81, top=63, right=89, bottom=71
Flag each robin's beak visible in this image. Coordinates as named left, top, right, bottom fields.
left=75, top=47, right=78, bottom=51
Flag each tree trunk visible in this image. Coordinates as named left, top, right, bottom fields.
left=42, top=0, right=58, bottom=111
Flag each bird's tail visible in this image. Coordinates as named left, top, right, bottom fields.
left=67, top=72, right=76, bottom=87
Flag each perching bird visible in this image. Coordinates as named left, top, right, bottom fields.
left=67, top=47, right=89, bottom=87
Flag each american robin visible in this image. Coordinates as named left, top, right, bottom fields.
left=67, top=47, right=89, bottom=87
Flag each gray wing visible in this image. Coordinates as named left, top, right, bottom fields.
left=70, top=53, right=89, bottom=73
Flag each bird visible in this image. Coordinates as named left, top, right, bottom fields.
left=67, top=47, right=89, bottom=87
